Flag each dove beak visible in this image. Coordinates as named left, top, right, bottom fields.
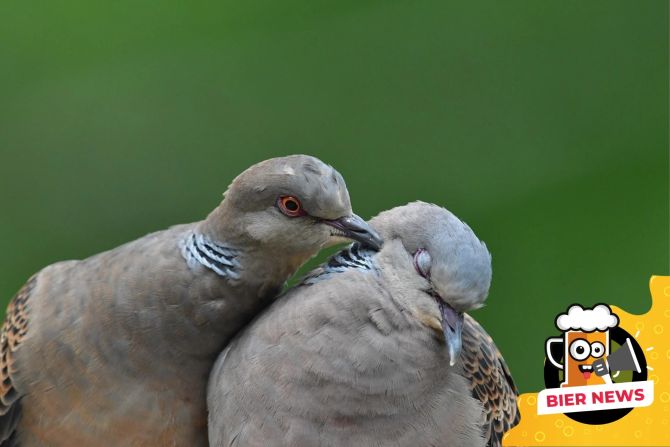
left=323, top=214, right=383, bottom=250
left=439, top=301, right=464, bottom=366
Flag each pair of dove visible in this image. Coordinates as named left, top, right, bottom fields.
left=0, top=155, right=518, bottom=447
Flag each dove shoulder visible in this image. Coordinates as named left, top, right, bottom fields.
left=460, top=314, right=520, bottom=447
left=0, top=272, right=40, bottom=445
left=0, top=223, right=231, bottom=445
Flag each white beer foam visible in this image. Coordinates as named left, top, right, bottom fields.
left=556, top=304, right=619, bottom=332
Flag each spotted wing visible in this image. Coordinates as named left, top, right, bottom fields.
left=0, top=276, right=37, bottom=445
left=461, top=314, right=520, bottom=447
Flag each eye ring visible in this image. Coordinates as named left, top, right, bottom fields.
left=569, top=338, right=591, bottom=361
left=277, top=196, right=305, bottom=217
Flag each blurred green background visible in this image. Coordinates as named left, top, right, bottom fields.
left=0, top=0, right=667, bottom=392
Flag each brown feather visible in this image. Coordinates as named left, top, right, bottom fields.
left=461, top=314, right=520, bottom=447
left=0, top=275, right=38, bottom=443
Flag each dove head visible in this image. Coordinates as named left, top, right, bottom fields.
left=205, top=155, right=382, bottom=255
left=370, top=201, right=492, bottom=366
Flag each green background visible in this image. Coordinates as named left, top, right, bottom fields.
left=1, top=0, right=667, bottom=392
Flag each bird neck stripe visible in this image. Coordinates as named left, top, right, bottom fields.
left=301, top=243, right=376, bottom=285
left=180, top=232, right=240, bottom=279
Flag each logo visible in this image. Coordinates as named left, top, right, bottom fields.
left=503, top=277, right=669, bottom=446
left=539, top=304, right=653, bottom=424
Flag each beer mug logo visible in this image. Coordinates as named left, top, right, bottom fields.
left=545, top=304, right=619, bottom=387
left=540, top=303, right=652, bottom=424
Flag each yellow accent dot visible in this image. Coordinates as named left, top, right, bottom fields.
left=651, top=374, right=660, bottom=384
left=664, top=309, right=670, bottom=318
left=646, top=417, right=654, bottom=425
left=663, top=419, right=669, bottom=425
left=522, top=431, right=528, bottom=437
left=526, top=395, right=537, bottom=406
left=651, top=351, right=659, bottom=360
left=654, top=324, right=664, bottom=334
left=563, top=426, right=574, bottom=437
left=635, top=430, right=643, bottom=438
left=636, top=322, right=646, bottom=330
left=534, top=431, right=546, bottom=442
left=664, top=286, right=670, bottom=296
left=554, top=419, right=564, bottom=428
left=666, top=349, right=670, bottom=360
left=661, top=392, right=670, bottom=403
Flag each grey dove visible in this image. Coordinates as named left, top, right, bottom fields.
left=207, top=201, right=519, bottom=447
left=0, top=155, right=382, bottom=446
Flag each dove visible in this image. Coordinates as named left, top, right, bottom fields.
left=207, top=201, right=519, bottom=447
left=0, top=155, right=382, bottom=446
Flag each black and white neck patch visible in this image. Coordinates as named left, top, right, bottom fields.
left=180, top=232, right=240, bottom=280
left=301, top=243, right=377, bottom=286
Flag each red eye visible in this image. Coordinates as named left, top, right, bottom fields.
left=277, top=196, right=305, bottom=217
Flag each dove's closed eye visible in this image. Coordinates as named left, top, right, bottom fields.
left=413, top=248, right=431, bottom=279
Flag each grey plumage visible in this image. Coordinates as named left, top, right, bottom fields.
left=0, top=155, right=381, bottom=446
left=207, top=201, right=519, bottom=447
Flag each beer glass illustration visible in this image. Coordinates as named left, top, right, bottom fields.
left=545, top=304, right=619, bottom=387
